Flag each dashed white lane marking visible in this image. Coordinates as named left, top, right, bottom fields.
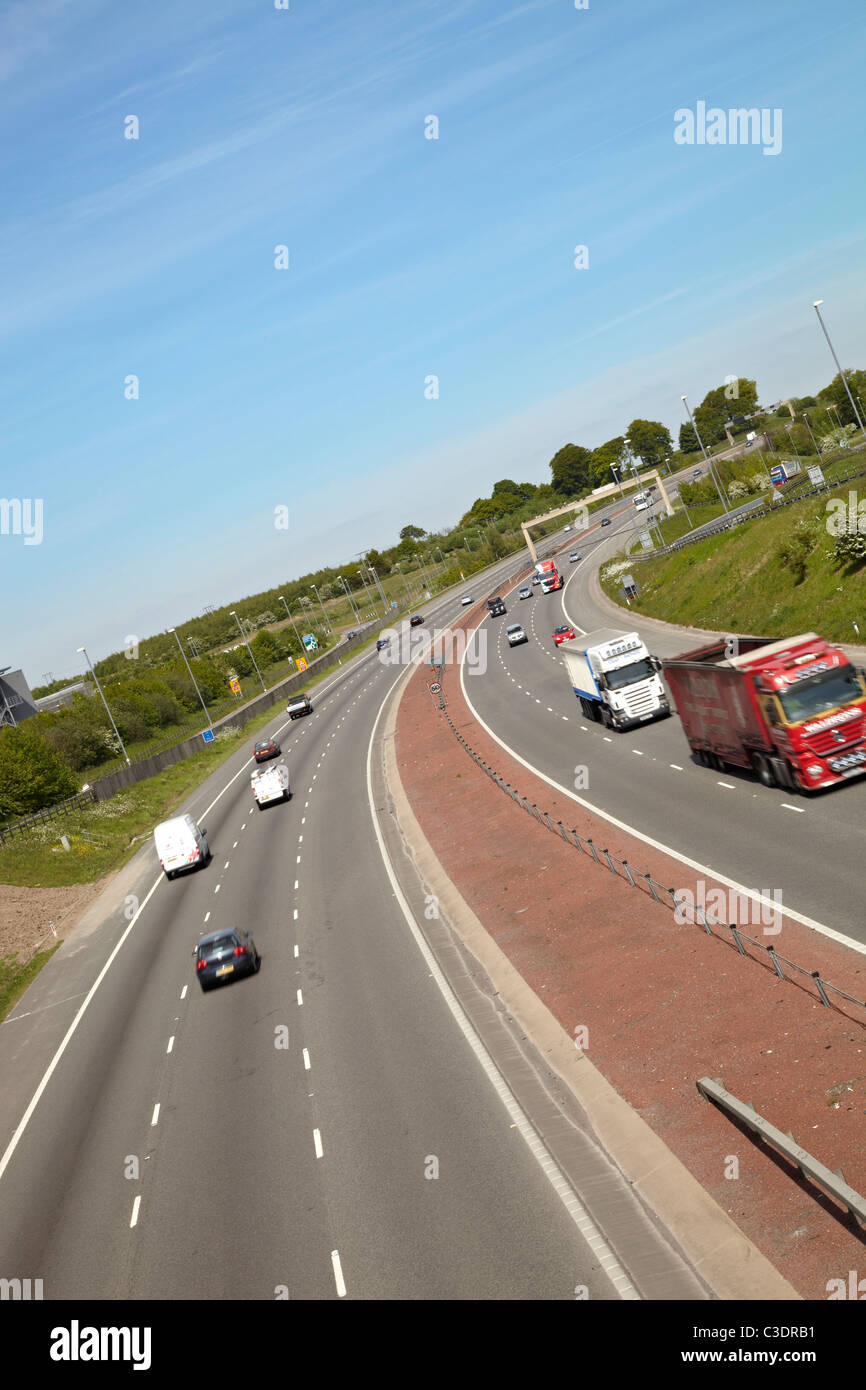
left=297, top=989, right=303, bottom=1006
left=180, top=985, right=188, bottom=1000
left=331, top=1250, right=347, bottom=1298
left=298, top=835, right=303, bottom=843
left=214, top=884, right=220, bottom=894
left=782, top=803, right=806, bottom=813
left=305, top=800, right=309, bottom=808
left=204, top=912, right=210, bottom=923
left=603, top=736, right=612, bottom=743
left=632, top=750, right=644, bottom=757
left=670, top=764, right=684, bottom=771
left=294, top=879, right=299, bottom=889
left=151, top=1103, right=160, bottom=1127
left=301, top=817, right=306, bottom=824
left=224, top=860, right=230, bottom=869
left=294, top=944, right=299, bottom=957
left=241, top=822, right=246, bottom=830
left=296, top=855, right=301, bottom=864
left=313, top=1129, right=324, bottom=1158
left=166, top=1036, right=175, bottom=1054
left=717, top=781, right=735, bottom=789
left=293, top=909, right=299, bottom=921
left=303, top=1048, right=311, bottom=1070
left=233, top=840, right=238, bottom=848
left=130, top=1196, right=141, bottom=1229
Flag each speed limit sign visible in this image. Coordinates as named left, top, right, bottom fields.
left=429, top=682, right=441, bottom=694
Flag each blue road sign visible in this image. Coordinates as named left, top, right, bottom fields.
left=201, top=729, right=215, bottom=743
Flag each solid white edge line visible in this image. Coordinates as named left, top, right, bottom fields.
left=458, top=617, right=866, bottom=956
left=366, top=664, right=638, bottom=1300
left=331, top=1249, right=347, bottom=1298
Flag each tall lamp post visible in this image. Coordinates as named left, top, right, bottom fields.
left=230, top=611, right=267, bottom=694
left=76, top=645, right=130, bottom=765
left=310, top=585, right=331, bottom=633
left=367, top=566, right=389, bottom=613
left=681, top=395, right=729, bottom=512
left=812, top=300, right=866, bottom=439
left=278, top=596, right=305, bottom=656
left=169, top=628, right=212, bottom=729
left=337, top=576, right=361, bottom=624
left=356, top=570, right=375, bottom=614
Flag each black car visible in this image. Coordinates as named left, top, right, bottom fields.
left=376, top=637, right=391, bottom=651
left=345, top=629, right=360, bottom=640
left=194, top=928, right=260, bottom=992
left=600, top=517, right=611, bottom=527
left=409, top=614, right=424, bottom=627
left=254, top=738, right=281, bottom=762
left=487, top=597, right=507, bottom=616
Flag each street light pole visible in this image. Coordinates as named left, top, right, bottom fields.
left=310, top=585, right=331, bottom=633
left=169, top=628, right=212, bottom=729
left=278, top=596, right=305, bottom=656
left=337, top=575, right=361, bottom=623
left=230, top=611, right=267, bottom=694
left=368, top=566, right=389, bottom=613
left=681, top=395, right=730, bottom=512
left=800, top=413, right=821, bottom=457
left=76, top=646, right=130, bottom=765
left=356, top=570, right=375, bottom=613
left=812, top=300, right=866, bottom=438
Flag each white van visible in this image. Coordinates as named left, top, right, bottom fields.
left=154, top=815, right=210, bottom=880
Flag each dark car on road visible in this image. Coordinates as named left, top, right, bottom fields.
left=254, top=738, right=281, bottom=762
left=600, top=517, right=611, bottom=527
left=376, top=636, right=391, bottom=651
left=409, top=614, right=424, bottom=627
left=194, top=928, right=261, bottom=992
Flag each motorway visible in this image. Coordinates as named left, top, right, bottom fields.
left=0, top=550, right=637, bottom=1302
left=464, top=506, right=866, bottom=945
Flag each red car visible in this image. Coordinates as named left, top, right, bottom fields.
left=253, top=738, right=281, bottom=763
left=553, top=625, right=575, bottom=646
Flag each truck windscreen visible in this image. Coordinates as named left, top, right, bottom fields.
left=604, top=658, right=655, bottom=690
left=778, top=667, right=863, bottom=723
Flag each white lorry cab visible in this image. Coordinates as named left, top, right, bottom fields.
left=251, top=762, right=291, bottom=809
left=154, top=814, right=210, bottom=880
left=287, top=693, right=313, bottom=719
left=561, top=629, right=669, bottom=731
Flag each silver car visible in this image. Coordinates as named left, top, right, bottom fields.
left=506, top=623, right=528, bottom=647
left=518, top=586, right=531, bottom=599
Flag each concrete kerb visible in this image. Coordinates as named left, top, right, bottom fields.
left=381, top=652, right=799, bottom=1302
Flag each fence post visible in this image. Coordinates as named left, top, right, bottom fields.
left=812, top=970, right=831, bottom=1008
left=728, top=923, right=746, bottom=956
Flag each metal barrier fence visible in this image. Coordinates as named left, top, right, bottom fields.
left=0, top=788, right=98, bottom=845
left=441, top=710, right=866, bottom=1025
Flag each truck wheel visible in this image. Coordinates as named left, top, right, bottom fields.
left=754, top=754, right=775, bottom=787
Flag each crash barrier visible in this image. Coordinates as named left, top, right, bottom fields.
left=0, top=788, right=99, bottom=845
left=654, top=455, right=866, bottom=559
left=697, top=1076, right=866, bottom=1229
left=441, top=709, right=866, bottom=1026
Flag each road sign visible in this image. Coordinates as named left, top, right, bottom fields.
left=229, top=678, right=241, bottom=695
left=429, top=682, right=441, bottom=694
left=201, top=729, right=215, bottom=743
left=807, top=464, right=825, bottom=487
left=303, top=634, right=318, bottom=651
left=296, top=657, right=308, bottom=672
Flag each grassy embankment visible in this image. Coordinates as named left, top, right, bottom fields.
left=600, top=476, right=866, bottom=644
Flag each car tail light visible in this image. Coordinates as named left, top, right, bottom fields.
left=233, top=945, right=247, bottom=957
left=196, top=959, right=206, bottom=971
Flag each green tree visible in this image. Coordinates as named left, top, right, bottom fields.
left=549, top=444, right=592, bottom=497
left=624, top=419, right=673, bottom=469
left=589, top=437, right=625, bottom=487
left=0, top=723, right=78, bottom=818
left=678, top=422, right=699, bottom=453
left=399, top=524, right=426, bottom=541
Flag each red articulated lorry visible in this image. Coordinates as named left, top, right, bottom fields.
left=662, top=633, right=866, bottom=793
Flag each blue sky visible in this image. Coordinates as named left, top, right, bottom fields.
left=2, top=0, right=864, bottom=681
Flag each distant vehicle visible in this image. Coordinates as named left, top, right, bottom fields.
left=563, top=524, right=572, bottom=532
left=154, top=815, right=210, bottom=881
left=345, top=629, right=361, bottom=640
left=692, top=468, right=702, bottom=479
left=568, top=552, right=581, bottom=563
left=531, top=575, right=541, bottom=586
left=600, top=517, right=612, bottom=527
left=254, top=738, right=281, bottom=763
left=409, top=614, right=424, bottom=627
left=287, top=693, right=313, bottom=719
left=194, top=928, right=260, bottom=993
left=553, top=625, right=576, bottom=646
left=634, top=499, right=650, bottom=512
left=461, top=595, right=474, bottom=606
left=251, top=762, right=290, bottom=809
left=518, top=586, right=532, bottom=599
left=663, top=632, right=866, bottom=791
left=487, top=596, right=507, bottom=616
left=506, top=624, right=528, bottom=647
left=562, top=629, right=669, bottom=730
left=376, top=637, right=391, bottom=651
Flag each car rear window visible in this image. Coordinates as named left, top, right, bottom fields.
left=199, top=934, right=238, bottom=961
